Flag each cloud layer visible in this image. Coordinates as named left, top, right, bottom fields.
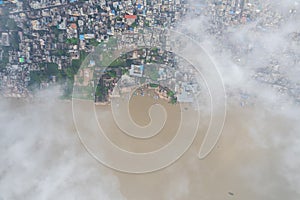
left=1, top=1, right=300, bottom=199
left=0, top=88, right=125, bottom=200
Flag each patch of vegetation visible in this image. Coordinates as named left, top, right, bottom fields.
left=28, top=71, right=46, bottom=86
left=88, top=38, right=100, bottom=47
left=106, top=36, right=117, bottom=47
left=131, top=21, right=137, bottom=28
left=10, top=31, right=20, bottom=49
left=29, top=50, right=88, bottom=99
left=121, top=68, right=129, bottom=75
left=50, top=26, right=65, bottom=39
left=149, top=83, right=159, bottom=88
left=6, top=18, right=18, bottom=30
left=109, top=58, right=126, bottom=68
left=66, top=37, right=79, bottom=45
left=144, top=20, right=150, bottom=27
left=52, top=49, right=68, bottom=56
left=71, top=51, right=88, bottom=71
left=95, top=83, right=108, bottom=102
left=107, top=70, right=117, bottom=78
left=167, top=90, right=177, bottom=104
left=0, top=47, right=9, bottom=70
left=145, top=65, right=159, bottom=81
left=167, top=90, right=175, bottom=97
left=62, top=51, right=88, bottom=98
left=62, top=79, right=74, bottom=99
left=169, top=96, right=177, bottom=104
left=45, top=63, right=59, bottom=76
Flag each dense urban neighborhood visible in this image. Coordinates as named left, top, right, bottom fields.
left=0, top=0, right=299, bottom=104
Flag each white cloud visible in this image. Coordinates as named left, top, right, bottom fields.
left=0, top=88, right=125, bottom=200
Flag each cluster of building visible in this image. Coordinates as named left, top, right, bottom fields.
left=1, top=0, right=299, bottom=106
left=199, top=0, right=300, bottom=105
left=0, top=0, right=188, bottom=98
left=254, top=62, right=300, bottom=104
left=0, top=64, right=30, bottom=97
left=89, top=46, right=200, bottom=104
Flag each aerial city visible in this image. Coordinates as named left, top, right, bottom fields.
left=0, top=0, right=300, bottom=199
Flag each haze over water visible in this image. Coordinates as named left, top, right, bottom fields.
left=1, top=87, right=299, bottom=199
